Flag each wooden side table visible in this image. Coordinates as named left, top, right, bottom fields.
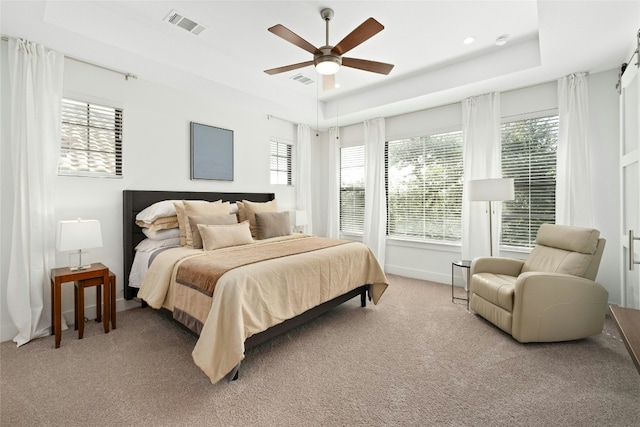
left=74, top=271, right=116, bottom=340
left=50, top=263, right=110, bottom=348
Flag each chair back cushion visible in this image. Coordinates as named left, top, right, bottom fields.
left=522, top=224, right=601, bottom=278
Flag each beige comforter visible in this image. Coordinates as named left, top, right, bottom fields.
left=137, top=234, right=388, bottom=384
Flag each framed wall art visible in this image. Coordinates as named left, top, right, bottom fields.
left=190, top=122, right=234, bottom=181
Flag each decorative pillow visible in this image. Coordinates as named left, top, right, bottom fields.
left=174, top=201, right=187, bottom=246
left=242, top=199, right=278, bottom=238
left=183, top=200, right=230, bottom=247
left=188, top=214, right=238, bottom=249
left=136, top=200, right=180, bottom=223
left=135, top=237, right=181, bottom=252
left=236, top=201, right=246, bottom=223
left=142, top=227, right=180, bottom=241
left=135, top=215, right=179, bottom=232
left=255, top=211, right=291, bottom=240
left=198, top=221, right=254, bottom=251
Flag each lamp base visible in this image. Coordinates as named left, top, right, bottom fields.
left=69, top=264, right=92, bottom=272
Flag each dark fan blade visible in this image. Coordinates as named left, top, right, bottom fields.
left=332, top=18, right=384, bottom=55
left=264, top=61, right=314, bottom=75
left=342, top=57, right=394, bottom=75
left=268, top=24, right=319, bottom=54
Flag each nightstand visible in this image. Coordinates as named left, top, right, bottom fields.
left=50, top=263, right=110, bottom=348
left=451, top=260, right=471, bottom=310
left=74, top=270, right=116, bottom=340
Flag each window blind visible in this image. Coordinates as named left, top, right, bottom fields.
left=59, top=98, right=123, bottom=178
left=386, top=131, right=463, bottom=242
left=501, top=115, right=558, bottom=248
left=340, top=145, right=365, bottom=234
left=270, top=141, right=292, bottom=185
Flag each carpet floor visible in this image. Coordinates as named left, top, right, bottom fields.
left=1, top=274, right=639, bottom=426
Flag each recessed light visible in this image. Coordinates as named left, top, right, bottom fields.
left=463, top=36, right=475, bottom=45
left=495, top=34, right=509, bottom=46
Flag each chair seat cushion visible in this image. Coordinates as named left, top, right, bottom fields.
left=470, top=273, right=516, bottom=312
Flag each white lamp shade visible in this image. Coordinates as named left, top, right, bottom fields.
left=56, top=219, right=103, bottom=251
left=468, top=178, right=514, bottom=201
left=290, top=210, right=308, bottom=227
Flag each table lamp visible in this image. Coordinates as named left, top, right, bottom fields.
left=56, top=219, right=103, bottom=271
left=290, top=210, right=308, bottom=234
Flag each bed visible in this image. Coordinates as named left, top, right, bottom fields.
left=123, top=190, right=388, bottom=384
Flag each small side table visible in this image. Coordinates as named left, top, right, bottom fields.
left=74, top=271, right=117, bottom=340
left=50, top=263, right=110, bottom=348
left=451, top=260, right=471, bottom=310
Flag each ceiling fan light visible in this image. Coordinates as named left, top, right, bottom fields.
left=315, top=57, right=340, bottom=75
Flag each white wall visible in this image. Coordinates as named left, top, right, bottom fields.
left=0, top=43, right=297, bottom=342
left=313, top=69, right=622, bottom=302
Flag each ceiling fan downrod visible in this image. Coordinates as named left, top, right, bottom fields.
left=321, top=8, right=334, bottom=47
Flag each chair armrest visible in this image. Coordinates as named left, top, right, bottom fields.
left=471, top=257, right=524, bottom=276
left=511, top=272, right=609, bottom=342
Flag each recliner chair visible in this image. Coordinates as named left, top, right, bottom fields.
left=469, top=223, right=608, bottom=343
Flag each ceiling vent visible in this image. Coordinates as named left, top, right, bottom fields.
left=164, top=10, right=207, bottom=35
left=290, top=73, right=314, bottom=86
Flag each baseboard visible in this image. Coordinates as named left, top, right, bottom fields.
left=384, top=265, right=450, bottom=285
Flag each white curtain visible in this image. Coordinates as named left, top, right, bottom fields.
left=296, top=124, right=313, bottom=233
left=363, top=118, right=387, bottom=268
left=462, top=92, right=501, bottom=260
left=326, top=127, right=340, bottom=238
left=557, top=73, right=593, bottom=227
left=7, top=39, right=64, bottom=346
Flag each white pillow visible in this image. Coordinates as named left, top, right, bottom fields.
left=136, top=200, right=180, bottom=224
left=135, top=237, right=181, bottom=252
left=142, top=227, right=180, bottom=241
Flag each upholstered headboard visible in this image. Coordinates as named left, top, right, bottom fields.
left=122, top=190, right=275, bottom=300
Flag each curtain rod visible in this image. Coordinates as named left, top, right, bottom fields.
left=1, top=35, right=137, bottom=81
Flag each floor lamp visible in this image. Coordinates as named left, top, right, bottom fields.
left=468, top=178, right=514, bottom=256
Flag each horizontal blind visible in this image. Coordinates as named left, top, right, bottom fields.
left=270, top=141, right=292, bottom=185
left=501, top=115, right=558, bottom=248
left=387, top=130, right=463, bottom=242
left=340, top=145, right=365, bottom=234
left=59, top=98, right=123, bottom=177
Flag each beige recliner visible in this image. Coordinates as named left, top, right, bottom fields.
left=469, top=224, right=608, bottom=343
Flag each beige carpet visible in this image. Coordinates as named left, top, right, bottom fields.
left=1, top=274, right=639, bottom=426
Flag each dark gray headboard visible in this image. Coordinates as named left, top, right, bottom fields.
left=122, top=190, right=275, bottom=300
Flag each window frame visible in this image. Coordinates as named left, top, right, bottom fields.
left=58, top=97, right=123, bottom=178
left=500, top=110, right=559, bottom=250
left=269, top=139, right=293, bottom=186
left=385, top=127, right=464, bottom=244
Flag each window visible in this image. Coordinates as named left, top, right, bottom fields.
left=59, top=98, right=123, bottom=177
left=340, top=145, right=365, bottom=234
left=387, top=131, right=464, bottom=242
left=501, top=115, right=558, bottom=249
left=270, top=140, right=292, bottom=185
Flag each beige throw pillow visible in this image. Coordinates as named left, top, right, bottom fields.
left=198, top=221, right=254, bottom=251
left=183, top=200, right=230, bottom=247
left=242, top=199, right=278, bottom=238
left=255, top=211, right=291, bottom=239
left=173, top=201, right=187, bottom=246
left=188, top=214, right=238, bottom=249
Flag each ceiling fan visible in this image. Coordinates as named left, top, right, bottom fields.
left=264, top=8, right=394, bottom=81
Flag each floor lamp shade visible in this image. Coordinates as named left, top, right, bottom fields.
left=56, top=219, right=103, bottom=270
left=468, top=178, right=514, bottom=202
left=468, top=178, right=514, bottom=256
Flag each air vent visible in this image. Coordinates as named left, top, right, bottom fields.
left=164, top=10, right=207, bottom=35
left=291, top=73, right=314, bottom=85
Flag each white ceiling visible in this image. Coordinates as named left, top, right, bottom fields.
left=1, top=1, right=639, bottom=129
